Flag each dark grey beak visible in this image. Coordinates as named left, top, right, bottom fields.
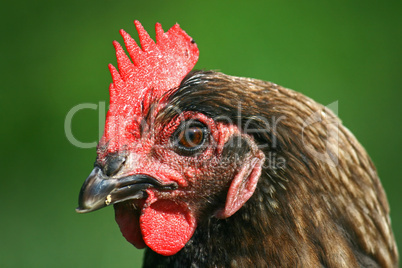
left=76, top=167, right=177, bottom=213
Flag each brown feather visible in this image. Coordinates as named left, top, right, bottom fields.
left=146, top=70, right=398, bottom=267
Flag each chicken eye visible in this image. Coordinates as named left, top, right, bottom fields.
left=174, top=121, right=208, bottom=155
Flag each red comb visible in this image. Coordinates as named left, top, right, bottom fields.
left=100, top=21, right=199, bottom=153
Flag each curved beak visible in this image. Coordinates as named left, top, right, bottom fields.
left=76, top=167, right=177, bottom=213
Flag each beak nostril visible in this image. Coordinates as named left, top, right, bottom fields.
left=104, top=154, right=126, bottom=177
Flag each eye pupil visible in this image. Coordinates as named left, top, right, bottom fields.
left=179, top=126, right=204, bottom=148
left=173, top=121, right=208, bottom=156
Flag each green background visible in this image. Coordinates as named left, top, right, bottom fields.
left=1, top=0, right=401, bottom=267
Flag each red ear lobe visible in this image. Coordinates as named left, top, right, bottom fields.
left=215, top=151, right=265, bottom=219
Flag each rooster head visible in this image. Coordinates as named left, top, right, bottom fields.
left=76, top=21, right=264, bottom=256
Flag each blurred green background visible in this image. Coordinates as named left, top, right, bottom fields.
left=1, top=0, right=401, bottom=267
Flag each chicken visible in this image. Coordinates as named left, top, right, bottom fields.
left=76, top=21, right=399, bottom=267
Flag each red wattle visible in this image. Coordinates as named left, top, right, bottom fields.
left=114, top=203, right=146, bottom=249
left=140, top=199, right=197, bottom=256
